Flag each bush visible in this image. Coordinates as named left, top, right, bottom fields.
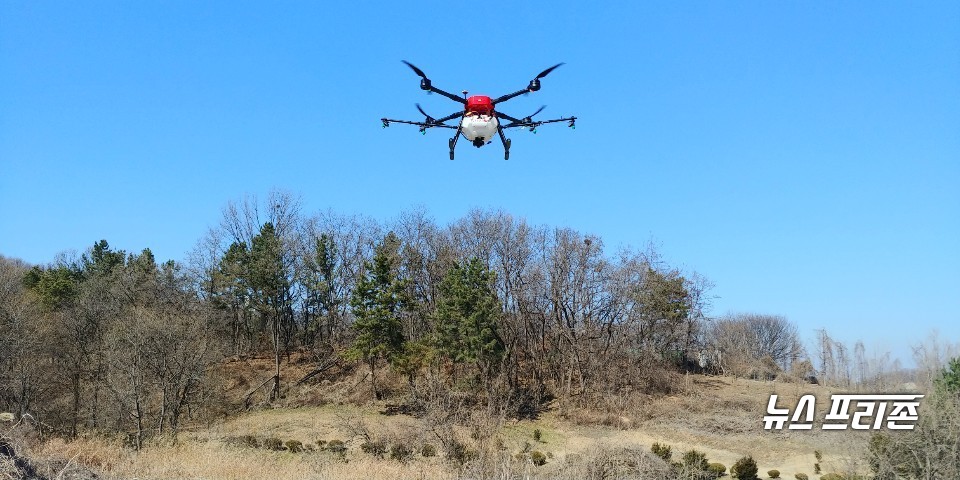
left=708, top=463, right=727, bottom=477
left=768, top=470, right=780, bottom=478
left=285, top=440, right=303, bottom=453
left=651, top=442, right=672, bottom=461
left=682, top=449, right=710, bottom=471
left=263, top=437, right=283, bottom=451
left=327, top=439, right=346, bottom=455
left=316, top=439, right=327, bottom=450
left=390, top=443, right=413, bottom=462
left=533, top=428, right=542, bottom=442
left=238, top=435, right=259, bottom=448
left=360, top=440, right=386, bottom=458
left=420, top=443, right=436, bottom=457
left=446, top=439, right=477, bottom=465
left=794, top=474, right=808, bottom=480
left=820, top=474, right=844, bottom=480
left=530, top=450, right=547, bottom=466
left=731, top=455, right=759, bottom=480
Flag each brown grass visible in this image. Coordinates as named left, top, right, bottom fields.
left=32, top=374, right=873, bottom=479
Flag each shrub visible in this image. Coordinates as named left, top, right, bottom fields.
left=820, top=474, right=844, bottom=480
left=708, top=463, right=727, bottom=477
left=446, top=439, right=477, bottom=465
left=360, top=440, right=386, bottom=458
left=421, top=443, right=436, bottom=457
left=794, top=474, right=808, bottom=480
left=682, top=449, right=709, bottom=471
left=316, top=439, right=327, bottom=450
left=530, top=450, right=547, bottom=466
left=327, top=439, right=346, bottom=455
left=768, top=470, right=780, bottom=478
left=731, top=455, right=759, bottom=480
left=533, top=428, right=542, bottom=442
left=238, top=435, right=259, bottom=448
left=285, top=440, right=303, bottom=453
left=390, top=443, right=413, bottom=462
left=263, top=437, right=283, bottom=451
left=651, top=442, right=672, bottom=461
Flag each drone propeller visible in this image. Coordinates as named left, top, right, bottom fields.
left=402, top=60, right=426, bottom=78
left=402, top=60, right=432, bottom=91
left=493, top=62, right=566, bottom=105
left=520, top=106, right=547, bottom=133
left=415, top=103, right=435, bottom=123
left=528, top=63, right=564, bottom=92
left=536, top=63, right=564, bottom=80
left=523, top=105, right=546, bottom=122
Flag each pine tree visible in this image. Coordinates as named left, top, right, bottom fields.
left=434, top=258, right=505, bottom=399
left=347, top=232, right=408, bottom=400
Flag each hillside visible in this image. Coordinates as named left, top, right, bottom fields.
left=18, top=366, right=873, bottom=480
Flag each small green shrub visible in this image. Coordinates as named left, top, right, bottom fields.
left=767, top=470, right=780, bottom=478
left=814, top=464, right=821, bottom=475
left=390, top=443, right=413, bottom=462
left=285, top=440, right=303, bottom=453
left=651, top=442, right=672, bottom=461
left=522, top=441, right=532, bottom=453
left=820, top=474, right=844, bottom=480
left=360, top=440, right=386, bottom=458
left=682, top=449, right=709, bottom=471
left=794, top=474, right=808, bottom=480
left=533, top=428, right=542, bottom=442
left=708, top=463, right=727, bottom=477
left=263, top=437, right=283, bottom=451
left=316, top=439, right=327, bottom=450
left=731, top=455, right=759, bottom=480
left=421, top=443, right=436, bottom=457
left=327, top=439, right=346, bottom=455
left=530, top=450, right=547, bottom=466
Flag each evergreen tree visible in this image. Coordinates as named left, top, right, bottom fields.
left=347, top=232, right=409, bottom=400
left=434, top=258, right=505, bottom=395
left=248, top=222, right=292, bottom=400
left=304, top=234, right=339, bottom=345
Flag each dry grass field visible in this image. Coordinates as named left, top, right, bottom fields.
left=24, top=371, right=877, bottom=480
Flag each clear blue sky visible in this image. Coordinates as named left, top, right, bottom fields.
left=2, top=1, right=958, bottom=360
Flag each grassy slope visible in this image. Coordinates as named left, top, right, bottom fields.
left=37, top=358, right=873, bottom=480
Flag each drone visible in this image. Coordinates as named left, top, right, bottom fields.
left=381, top=61, right=577, bottom=160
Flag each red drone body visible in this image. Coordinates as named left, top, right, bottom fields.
left=381, top=61, right=577, bottom=160
left=466, top=95, right=494, bottom=115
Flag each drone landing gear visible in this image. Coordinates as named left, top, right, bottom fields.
left=449, top=120, right=464, bottom=160
left=497, top=126, right=511, bottom=160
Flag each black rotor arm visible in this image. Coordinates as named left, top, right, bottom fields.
left=381, top=118, right=457, bottom=130
left=492, top=62, right=565, bottom=105
left=434, top=110, right=467, bottom=124
left=402, top=61, right=467, bottom=105
left=502, top=116, right=577, bottom=130
left=495, top=111, right=524, bottom=124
